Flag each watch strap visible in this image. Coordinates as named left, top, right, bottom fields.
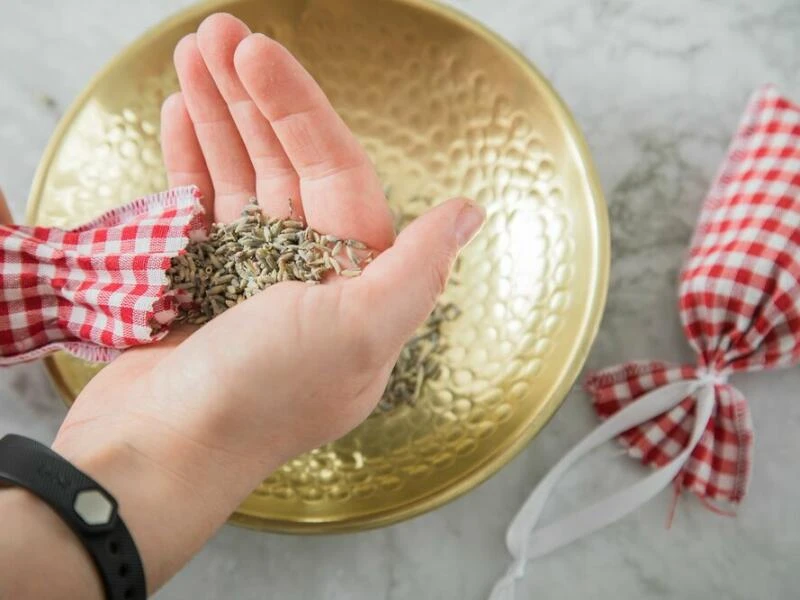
left=0, top=434, right=146, bottom=599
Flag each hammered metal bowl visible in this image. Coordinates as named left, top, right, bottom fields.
left=29, top=0, right=609, bottom=532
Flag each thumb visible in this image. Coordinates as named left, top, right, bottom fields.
left=351, top=197, right=485, bottom=344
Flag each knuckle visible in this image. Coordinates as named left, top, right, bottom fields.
left=425, top=251, right=455, bottom=301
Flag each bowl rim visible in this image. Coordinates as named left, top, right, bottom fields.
left=30, top=0, right=610, bottom=534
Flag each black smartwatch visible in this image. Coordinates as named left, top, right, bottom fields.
left=0, top=434, right=146, bottom=599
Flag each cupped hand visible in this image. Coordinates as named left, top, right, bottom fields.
left=50, top=13, right=483, bottom=591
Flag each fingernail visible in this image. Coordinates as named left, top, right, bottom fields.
left=455, top=201, right=485, bottom=247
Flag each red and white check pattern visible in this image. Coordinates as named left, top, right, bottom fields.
left=0, top=186, right=205, bottom=365
left=586, top=85, right=800, bottom=505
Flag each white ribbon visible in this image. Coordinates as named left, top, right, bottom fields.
left=488, top=377, right=718, bottom=600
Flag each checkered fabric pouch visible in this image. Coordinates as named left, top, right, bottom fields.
left=490, top=85, right=800, bottom=599
left=0, top=185, right=205, bottom=364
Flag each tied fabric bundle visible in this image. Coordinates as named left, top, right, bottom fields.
left=490, top=85, right=800, bottom=600
left=588, top=85, right=800, bottom=506
left=0, top=186, right=205, bottom=364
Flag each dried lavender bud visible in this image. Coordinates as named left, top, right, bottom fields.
left=164, top=199, right=460, bottom=411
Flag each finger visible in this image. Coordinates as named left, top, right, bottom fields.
left=174, top=33, right=254, bottom=223
left=234, top=34, right=395, bottom=250
left=349, top=198, right=485, bottom=346
left=196, top=14, right=301, bottom=220
left=0, top=187, right=12, bottom=225
left=160, top=92, right=214, bottom=217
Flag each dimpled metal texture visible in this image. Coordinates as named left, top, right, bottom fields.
left=31, top=0, right=608, bottom=532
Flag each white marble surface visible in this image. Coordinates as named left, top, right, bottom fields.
left=2, top=1, right=800, bottom=598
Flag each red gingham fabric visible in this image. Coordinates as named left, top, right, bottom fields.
left=0, top=185, right=205, bottom=365
left=585, top=85, right=800, bottom=505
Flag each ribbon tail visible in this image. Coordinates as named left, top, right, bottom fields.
left=486, top=563, right=521, bottom=600
left=487, top=380, right=716, bottom=600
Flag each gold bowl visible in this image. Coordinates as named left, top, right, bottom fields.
left=29, top=0, right=609, bottom=533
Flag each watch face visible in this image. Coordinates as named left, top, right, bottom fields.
left=74, top=489, right=115, bottom=527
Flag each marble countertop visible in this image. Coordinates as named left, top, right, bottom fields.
left=1, top=1, right=799, bottom=598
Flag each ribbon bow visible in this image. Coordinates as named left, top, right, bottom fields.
left=490, top=85, right=800, bottom=599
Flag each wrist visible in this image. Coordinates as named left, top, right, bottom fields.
left=51, top=410, right=267, bottom=593
left=0, top=487, right=105, bottom=599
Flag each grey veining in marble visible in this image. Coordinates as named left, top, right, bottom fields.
left=1, top=1, right=799, bottom=599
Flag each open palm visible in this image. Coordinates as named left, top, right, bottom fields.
left=55, top=13, right=483, bottom=498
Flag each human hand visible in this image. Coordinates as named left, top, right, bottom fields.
left=56, top=10, right=483, bottom=467
left=49, top=13, right=483, bottom=593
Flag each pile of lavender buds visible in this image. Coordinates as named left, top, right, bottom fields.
left=164, top=200, right=459, bottom=411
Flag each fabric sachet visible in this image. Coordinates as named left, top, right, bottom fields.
left=489, top=85, right=800, bottom=599
left=0, top=186, right=205, bottom=364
